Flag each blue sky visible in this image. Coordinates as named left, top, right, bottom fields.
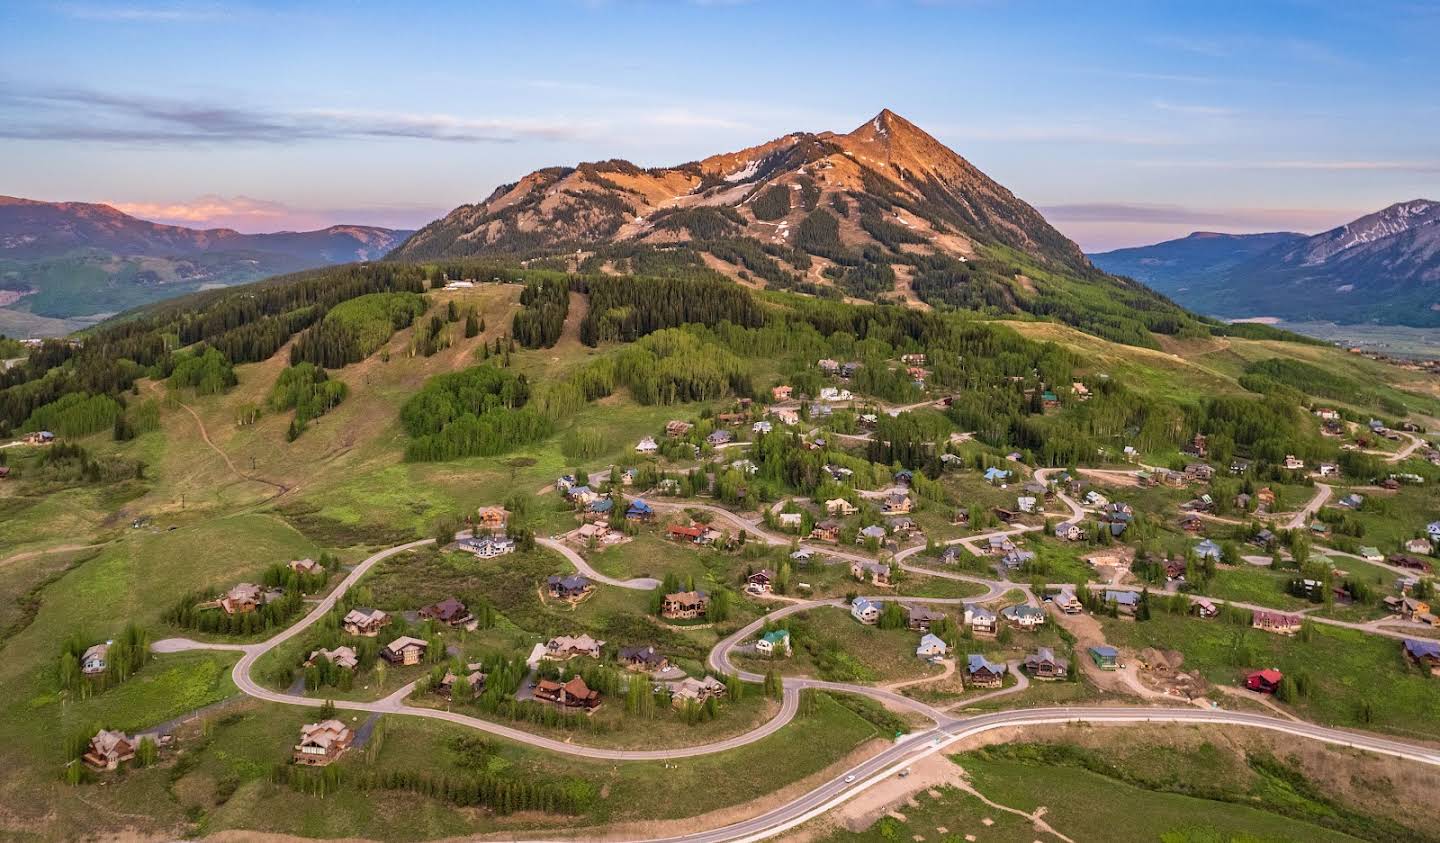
left=2, top=0, right=1437, bottom=250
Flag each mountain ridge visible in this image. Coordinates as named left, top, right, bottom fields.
left=1089, top=200, right=1440, bottom=326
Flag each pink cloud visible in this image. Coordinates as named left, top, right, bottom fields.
left=105, top=194, right=441, bottom=232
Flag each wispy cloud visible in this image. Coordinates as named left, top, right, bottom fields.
left=1151, top=99, right=1235, bottom=117
left=1041, top=202, right=1354, bottom=229
left=104, top=194, right=443, bottom=231
left=1148, top=34, right=1231, bottom=58
left=0, top=85, right=590, bottom=144
left=56, top=2, right=231, bottom=22
left=1134, top=158, right=1440, bottom=173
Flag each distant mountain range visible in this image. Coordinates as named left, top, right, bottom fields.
left=392, top=109, right=1198, bottom=347
left=0, top=196, right=411, bottom=336
left=1090, top=200, right=1440, bottom=327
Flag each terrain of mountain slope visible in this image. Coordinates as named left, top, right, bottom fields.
left=1089, top=231, right=1305, bottom=292
left=391, top=110, right=1202, bottom=348
left=0, top=196, right=412, bottom=333
left=1091, top=200, right=1440, bottom=327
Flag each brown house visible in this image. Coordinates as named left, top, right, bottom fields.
left=810, top=519, right=841, bottom=542
left=341, top=607, right=390, bottom=637
left=533, top=675, right=602, bottom=710
left=1251, top=610, right=1303, bottom=635
left=218, top=582, right=279, bottom=615
left=476, top=506, right=509, bottom=533
left=293, top=719, right=352, bottom=766
left=380, top=636, right=428, bottom=666
left=82, top=729, right=135, bottom=771
left=661, top=591, right=710, bottom=620
left=419, top=597, right=474, bottom=628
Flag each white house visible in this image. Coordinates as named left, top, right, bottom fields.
left=916, top=633, right=948, bottom=659
left=1283, top=455, right=1305, bottom=471
left=963, top=603, right=997, bottom=636
left=778, top=512, right=802, bottom=529
left=636, top=436, right=658, bottom=454
left=851, top=597, right=882, bottom=625
left=818, top=387, right=853, bottom=402
left=1054, top=521, right=1083, bottom=541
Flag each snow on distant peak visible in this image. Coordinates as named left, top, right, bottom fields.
left=872, top=116, right=886, bottom=136
left=724, top=160, right=760, bottom=183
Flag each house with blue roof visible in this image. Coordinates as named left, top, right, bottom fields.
left=1089, top=645, right=1119, bottom=670
left=1194, top=539, right=1223, bottom=561
left=850, top=597, right=882, bottom=625
left=625, top=499, right=654, bottom=521
left=1405, top=638, right=1440, bottom=675
left=965, top=654, right=1007, bottom=688
left=1103, top=590, right=1140, bottom=615
left=983, top=467, right=1011, bottom=484
left=916, top=633, right=948, bottom=660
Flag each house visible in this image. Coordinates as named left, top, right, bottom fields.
left=773, top=407, right=800, bottom=425
left=420, top=597, right=474, bottom=628
left=342, top=608, right=390, bottom=637
left=1390, top=554, right=1434, bottom=573
left=706, top=430, right=733, bottom=447
left=1072, top=381, right=1090, bottom=400
left=1082, top=489, right=1108, bottom=507
left=1183, top=433, right=1208, bottom=458
left=1359, top=546, right=1384, bottom=563
left=1316, top=408, right=1340, bottom=421
left=1023, top=647, right=1069, bottom=680
left=1403, top=638, right=1440, bottom=676
left=790, top=547, right=815, bottom=563
left=665, top=420, right=693, bottom=438
left=752, top=420, right=773, bottom=434
left=778, top=512, right=802, bottom=529
left=746, top=569, right=775, bottom=594
left=1337, top=492, right=1364, bottom=509
left=667, top=523, right=708, bottom=543
left=850, top=597, right=883, bottom=625
left=1178, top=513, right=1203, bottom=533
left=544, top=634, right=605, bottom=660
left=916, top=633, right=949, bottom=660
left=583, top=497, right=614, bottom=523
left=1192, top=597, right=1219, bottom=618
left=306, top=646, right=359, bottom=671
left=575, top=522, right=614, bottom=544
left=1017, top=496, right=1038, bottom=514
left=1104, top=590, right=1140, bottom=615
left=825, top=498, right=858, bottom=516
left=983, top=467, right=1011, bottom=484
left=81, top=642, right=109, bottom=675
left=1185, top=463, right=1215, bottom=481
left=436, top=663, right=487, bottom=698
left=1053, top=590, right=1083, bottom=614
left=1001, top=604, right=1046, bottom=630
left=289, top=557, right=323, bottom=576
left=1283, top=455, right=1305, bottom=471
left=963, top=603, right=997, bottom=636
left=882, top=493, right=912, bottom=515
left=856, top=525, right=888, bottom=545
left=715, top=412, right=747, bottom=427
left=1428, top=521, right=1440, bottom=541
left=1053, top=521, right=1083, bottom=541
left=1383, top=595, right=1433, bottom=622
left=839, top=361, right=862, bottom=378
left=1230, top=458, right=1252, bottom=475
left=457, top=535, right=516, bottom=559
left=906, top=605, right=945, bottom=631
left=476, top=506, right=509, bottom=532
left=556, top=474, right=577, bottom=493
left=818, top=387, right=853, bottom=402
left=1255, top=487, right=1276, bottom=509
left=1088, top=645, right=1120, bottom=670
left=547, top=574, right=594, bottom=601
left=619, top=468, right=639, bottom=487
left=1251, top=610, right=1303, bottom=635
left=965, top=654, right=1007, bottom=688
left=82, top=729, right=135, bottom=771
left=1194, top=539, right=1223, bottom=561
left=1406, top=538, right=1434, bottom=555
left=850, top=560, right=892, bottom=586
left=1001, top=549, right=1036, bottom=571
left=661, top=590, right=710, bottom=621
left=671, top=675, right=728, bottom=708
left=636, top=436, right=659, bottom=454
left=771, top=385, right=793, bottom=401
left=218, top=582, right=280, bottom=615
left=1164, top=559, right=1187, bottom=581
left=939, top=546, right=964, bottom=565
left=625, top=499, right=655, bottom=521
left=817, top=358, right=840, bottom=374
left=533, top=675, right=602, bottom=710
left=1252, top=528, right=1277, bottom=548
left=380, top=636, right=428, bottom=665
left=987, top=535, right=1016, bottom=555
left=567, top=485, right=599, bottom=505
left=756, top=629, right=792, bottom=657
left=1245, top=669, right=1283, bottom=694
left=901, top=352, right=927, bottom=365
left=619, top=645, right=668, bottom=672
left=1318, top=463, right=1339, bottom=477
left=810, top=519, right=841, bottom=542
left=23, top=430, right=55, bottom=446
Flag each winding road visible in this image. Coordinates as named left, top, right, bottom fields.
left=151, top=474, right=1440, bottom=842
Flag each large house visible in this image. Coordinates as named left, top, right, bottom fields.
left=1089, top=645, right=1119, bottom=670
left=665, top=419, right=693, bottom=438
left=618, top=645, right=668, bottom=672
left=907, top=605, right=945, bottom=632
left=81, top=642, right=109, bottom=675
left=547, top=574, right=594, bottom=601
left=533, top=676, right=602, bottom=711
left=636, top=436, right=659, bottom=454
left=1252, top=610, right=1303, bottom=635
left=963, top=603, right=997, bottom=637
left=661, top=591, right=710, bottom=620
left=420, top=597, right=474, bottom=628
left=545, top=634, right=604, bottom=660
left=1001, top=604, right=1046, bottom=630
left=436, top=664, right=487, bottom=698
left=457, top=535, right=516, bottom=559
left=1023, top=647, right=1069, bottom=680
left=1404, top=638, right=1440, bottom=676
left=850, top=597, right=883, bottom=625
left=965, top=654, right=1007, bottom=688
left=1246, top=669, right=1283, bottom=694
left=306, top=646, right=358, bottom=671
left=881, top=494, right=912, bottom=515
left=825, top=498, right=858, bottom=516
left=746, top=569, right=775, bottom=594
left=218, top=582, right=281, bottom=615
left=380, top=636, right=428, bottom=666
left=1104, top=590, right=1140, bottom=615
left=850, top=560, right=892, bottom=586
left=293, top=719, right=352, bottom=766
left=82, top=729, right=135, bottom=770
left=671, top=675, right=727, bottom=708
left=342, top=608, right=390, bottom=637
left=289, top=557, right=323, bottom=576
left=1053, top=521, right=1083, bottom=541
left=916, top=633, right=949, bottom=659
left=756, top=629, right=792, bottom=657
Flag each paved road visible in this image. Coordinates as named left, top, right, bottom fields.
left=1285, top=482, right=1332, bottom=530
left=537, top=536, right=659, bottom=590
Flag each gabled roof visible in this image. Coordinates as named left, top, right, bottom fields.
left=965, top=654, right=1006, bottom=675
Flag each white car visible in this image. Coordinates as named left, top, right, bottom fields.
left=843, top=775, right=856, bottom=784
